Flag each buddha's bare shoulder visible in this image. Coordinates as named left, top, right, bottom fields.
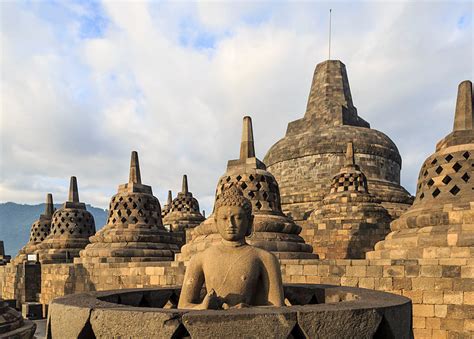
left=252, top=246, right=279, bottom=263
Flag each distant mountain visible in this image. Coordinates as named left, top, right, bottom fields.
left=0, top=202, right=107, bottom=257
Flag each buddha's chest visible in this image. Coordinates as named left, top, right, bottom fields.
left=203, top=253, right=261, bottom=297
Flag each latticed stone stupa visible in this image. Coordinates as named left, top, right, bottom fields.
left=0, top=241, right=10, bottom=265
left=161, top=190, right=173, bottom=219
left=162, top=175, right=205, bottom=231
left=80, top=151, right=180, bottom=263
left=14, top=193, right=55, bottom=262
left=264, top=60, right=413, bottom=221
left=367, top=80, right=474, bottom=260
left=181, top=116, right=316, bottom=259
left=309, top=142, right=392, bottom=259
left=37, top=177, right=95, bottom=264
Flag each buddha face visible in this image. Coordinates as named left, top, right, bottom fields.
left=215, top=205, right=251, bottom=242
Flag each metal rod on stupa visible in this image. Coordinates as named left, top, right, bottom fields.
left=453, top=80, right=473, bottom=131
left=182, top=175, right=189, bottom=194
left=68, top=176, right=79, bottom=203
left=345, top=142, right=355, bottom=166
left=44, top=193, right=54, bottom=216
left=129, top=151, right=142, bottom=184
left=240, top=116, right=256, bottom=160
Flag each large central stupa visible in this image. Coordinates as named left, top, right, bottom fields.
left=264, top=60, right=413, bottom=221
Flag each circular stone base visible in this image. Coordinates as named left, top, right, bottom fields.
left=47, top=285, right=412, bottom=338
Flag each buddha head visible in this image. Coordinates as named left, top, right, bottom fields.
left=214, top=186, right=253, bottom=242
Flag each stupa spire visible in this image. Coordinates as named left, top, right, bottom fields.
left=453, top=80, right=473, bottom=131
left=240, top=116, right=256, bottom=160
left=68, top=176, right=79, bottom=203
left=345, top=142, right=355, bottom=166
left=182, top=175, right=189, bottom=194
left=129, top=151, right=142, bottom=184
left=167, top=190, right=173, bottom=206
left=44, top=193, right=54, bottom=216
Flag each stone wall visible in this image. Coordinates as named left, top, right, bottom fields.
left=280, top=258, right=474, bottom=338
left=39, top=261, right=186, bottom=306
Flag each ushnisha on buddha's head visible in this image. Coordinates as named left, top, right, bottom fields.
left=214, top=185, right=253, bottom=243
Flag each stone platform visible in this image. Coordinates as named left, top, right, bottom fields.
left=47, top=285, right=412, bottom=338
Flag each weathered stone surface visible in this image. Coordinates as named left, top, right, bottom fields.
left=0, top=298, right=36, bottom=339
left=264, top=60, right=413, bottom=221
left=183, top=307, right=296, bottom=338
left=90, top=308, right=182, bottom=338
left=47, top=301, right=93, bottom=338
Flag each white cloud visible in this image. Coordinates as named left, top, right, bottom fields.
left=0, top=1, right=472, bottom=217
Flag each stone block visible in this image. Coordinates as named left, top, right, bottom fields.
left=413, top=304, right=434, bottom=317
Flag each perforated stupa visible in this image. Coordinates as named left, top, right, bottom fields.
left=80, top=151, right=180, bottom=263
left=181, top=116, right=316, bottom=259
left=37, top=177, right=95, bottom=264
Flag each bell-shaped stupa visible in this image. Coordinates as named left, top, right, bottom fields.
left=38, top=177, right=96, bottom=264
left=309, top=142, right=392, bottom=259
left=367, top=80, right=474, bottom=260
left=264, top=60, right=413, bottom=221
left=80, top=151, right=180, bottom=263
left=181, top=116, right=316, bottom=259
left=15, top=193, right=55, bottom=262
left=162, top=175, right=205, bottom=232
left=161, top=190, right=173, bottom=219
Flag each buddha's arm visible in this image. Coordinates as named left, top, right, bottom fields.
left=261, top=253, right=285, bottom=306
left=178, top=255, right=206, bottom=309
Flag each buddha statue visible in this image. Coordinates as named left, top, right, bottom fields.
left=178, top=186, right=284, bottom=310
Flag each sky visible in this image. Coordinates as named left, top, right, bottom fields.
left=0, top=0, right=472, bottom=215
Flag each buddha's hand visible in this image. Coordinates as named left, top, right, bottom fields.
left=201, top=289, right=221, bottom=310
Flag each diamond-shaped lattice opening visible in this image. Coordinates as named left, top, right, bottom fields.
left=431, top=158, right=438, bottom=165
left=119, top=196, right=124, bottom=201
left=121, top=217, right=127, bottom=223
left=138, top=198, right=142, bottom=202
left=256, top=183, right=262, bottom=190
left=240, top=182, right=248, bottom=190
left=262, top=192, right=268, bottom=200
left=445, top=154, right=453, bottom=162
left=248, top=174, right=254, bottom=181
left=126, top=209, right=132, bottom=216
left=432, top=188, right=441, bottom=198
left=236, top=175, right=242, bottom=181
left=462, top=173, right=470, bottom=182
left=442, top=176, right=452, bottom=185
left=117, top=210, right=122, bottom=217
left=123, top=203, right=128, bottom=209
left=132, top=202, right=137, bottom=209
left=128, top=197, right=133, bottom=202
left=463, top=151, right=470, bottom=159
left=435, top=166, right=443, bottom=174
left=260, top=176, right=266, bottom=182
left=452, top=162, right=462, bottom=172
left=427, top=179, right=434, bottom=187
left=255, top=201, right=262, bottom=210
left=450, top=185, right=460, bottom=195
left=423, top=170, right=428, bottom=177
left=248, top=191, right=255, bottom=198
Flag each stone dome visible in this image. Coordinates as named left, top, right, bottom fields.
left=38, top=177, right=96, bottom=264
left=308, top=142, right=392, bottom=259
left=80, top=151, right=180, bottom=263
left=264, top=60, right=413, bottom=221
left=181, top=117, right=316, bottom=260
left=162, top=175, right=205, bottom=233
left=368, top=80, right=474, bottom=260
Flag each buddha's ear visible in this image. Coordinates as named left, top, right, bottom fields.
left=245, top=215, right=254, bottom=237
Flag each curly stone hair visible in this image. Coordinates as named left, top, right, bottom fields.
left=214, top=185, right=252, bottom=221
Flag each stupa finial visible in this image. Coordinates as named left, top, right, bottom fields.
left=182, top=175, right=189, bottom=194
left=129, top=151, right=142, bottom=184
left=68, top=176, right=79, bottom=203
left=167, top=190, right=173, bottom=205
left=44, top=193, right=54, bottom=216
left=453, top=80, right=473, bottom=131
left=240, top=116, right=256, bottom=160
left=345, top=142, right=355, bottom=166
